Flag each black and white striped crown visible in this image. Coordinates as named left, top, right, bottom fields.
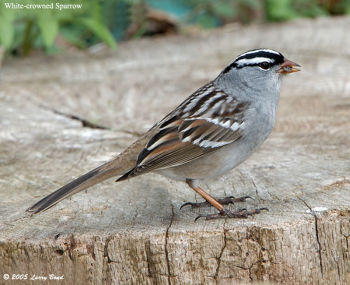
left=223, top=49, right=284, bottom=74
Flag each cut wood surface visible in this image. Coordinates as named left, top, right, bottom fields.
left=1, top=17, right=350, bottom=285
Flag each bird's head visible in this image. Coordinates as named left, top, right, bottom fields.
left=218, top=49, right=300, bottom=93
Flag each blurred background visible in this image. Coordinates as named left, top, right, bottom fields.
left=0, top=0, right=350, bottom=60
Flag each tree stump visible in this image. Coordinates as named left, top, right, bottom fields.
left=1, top=17, right=350, bottom=285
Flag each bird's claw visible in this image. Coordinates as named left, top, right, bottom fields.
left=180, top=195, right=253, bottom=210
left=180, top=202, right=197, bottom=209
left=195, top=207, right=268, bottom=221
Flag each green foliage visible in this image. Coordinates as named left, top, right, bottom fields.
left=265, top=0, right=329, bottom=21
left=0, top=0, right=117, bottom=55
left=1, top=0, right=350, bottom=56
left=38, top=14, right=59, bottom=48
left=265, top=0, right=298, bottom=21
left=322, top=0, right=350, bottom=15
left=265, top=0, right=350, bottom=21
left=0, top=9, right=16, bottom=49
left=78, top=18, right=117, bottom=49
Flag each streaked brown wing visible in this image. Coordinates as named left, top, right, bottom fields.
left=136, top=139, right=212, bottom=172
left=117, top=86, right=249, bottom=181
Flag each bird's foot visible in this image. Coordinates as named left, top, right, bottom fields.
left=195, top=207, right=268, bottom=221
left=180, top=195, right=252, bottom=209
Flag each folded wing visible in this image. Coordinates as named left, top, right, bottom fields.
left=117, top=84, right=249, bottom=181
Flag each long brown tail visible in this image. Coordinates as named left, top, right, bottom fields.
left=26, top=127, right=156, bottom=215
left=26, top=160, right=123, bottom=214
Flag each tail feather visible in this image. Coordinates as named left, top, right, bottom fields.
left=116, top=167, right=136, bottom=182
left=26, top=162, right=121, bottom=214
left=26, top=125, right=157, bottom=215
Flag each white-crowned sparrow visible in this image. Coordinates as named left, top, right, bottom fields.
left=27, top=49, right=300, bottom=219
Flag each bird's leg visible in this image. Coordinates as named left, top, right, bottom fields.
left=180, top=195, right=252, bottom=209
left=184, top=179, right=224, bottom=212
left=184, top=179, right=268, bottom=221
left=181, top=179, right=251, bottom=209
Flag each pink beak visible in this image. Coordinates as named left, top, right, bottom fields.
left=277, top=58, right=301, bottom=74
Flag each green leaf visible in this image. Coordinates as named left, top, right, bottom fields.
left=265, top=0, right=298, bottom=21
left=0, top=15, right=15, bottom=50
left=38, top=15, right=59, bottom=48
left=78, top=17, right=117, bottom=49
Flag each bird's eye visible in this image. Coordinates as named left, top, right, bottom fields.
left=259, top=62, right=271, bottom=70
